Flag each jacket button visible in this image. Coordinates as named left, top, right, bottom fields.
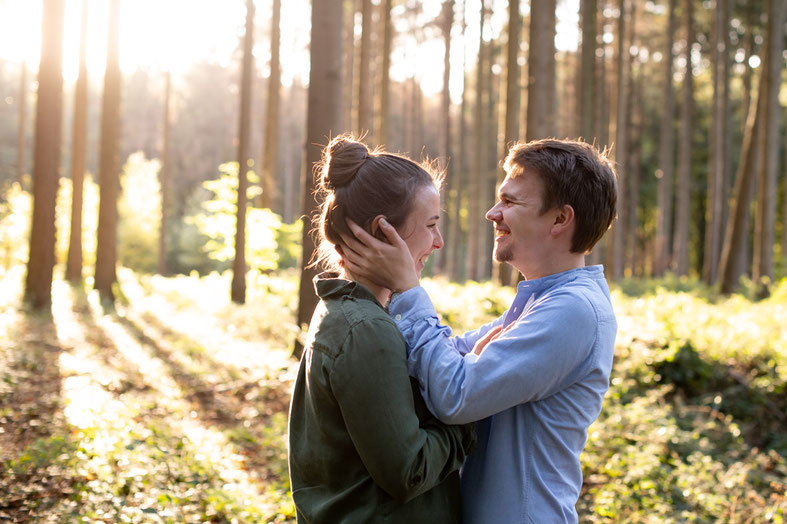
left=395, top=314, right=402, bottom=321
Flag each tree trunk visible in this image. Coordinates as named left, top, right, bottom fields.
left=448, top=0, right=468, bottom=281
left=703, top=0, right=730, bottom=284
left=157, top=71, right=171, bottom=276
left=466, top=0, right=487, bottom=282
left=25, top=0, right=65, bottom=308
left=342, top=0, right=356, bottom=134
left=376, top=0, right=393, bottom=146
left=433, top=0, right=454, bottom=274
left=719, top=73, right=762, bottom=294
left=588, top=3, right=609, bottom=267
left=493, top=0, right=520, bottom=285
left=671, top=0, right=694, bottom=277
left=578, top=0, right=596, bottom=143
left=66, top=0, right=89, bottom=282
left=526, top=0, right=556, bottom=140
left=740, top=0, right=755, bottom=133
left=751, top=0, right=784, bottom=296
left=627, top=60, right=642, bottom=276
left=94, top=0, right=121, bottom=301
left=653, top=0, right=676, bottom=277
left=607, top=0, right=628, bottom=281
left=261, top=0, right=281, bottom=212
left=295, top=0, right=344, bottom=357
left=16, top=62, right=27, bottom=186
left=231, top=0, right=255, bottom=304
left=357, top=0, right=373, bottom=138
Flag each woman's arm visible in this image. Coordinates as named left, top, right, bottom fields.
left=330, top=318, right=476, bottom=503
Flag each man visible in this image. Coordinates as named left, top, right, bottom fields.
left=341, top=138, right=618, bottom=523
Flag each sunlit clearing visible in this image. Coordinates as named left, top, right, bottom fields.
left=50, top=280, right=268, bottom=503
left=118, top=268, right=296, bottom=381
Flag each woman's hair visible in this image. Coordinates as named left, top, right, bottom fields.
left=313, top=135, right=442, bottom=271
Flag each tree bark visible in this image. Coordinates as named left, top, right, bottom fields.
left=295, top=0, right=344, bottom=357
left=16, top=62, right=27, bottom=186
left=703, top=0, right=730, bottom=284
left=466, top=0, right=487, bottom=282
left=357, top=0, right=373, bottom=138
left=578, top=0, right=597, bottom=143
left=261, top=0, right=281, bottom=212
left=653, top=0, right=676, bottom=276
left=342, top=0, right=356, bottom=134
left=376, top=0, right=393, bottom=145
left=671, top=0, right=693, bottom=276
left=719, top=74, right=762, bottom=294
left=66, top=0, right=89, bottom=282
left=494, top=0, right=520, bottom=285
left=433, top=0, right=454, bottom=274
left=157, top=71, right=171, bottom=276
left=94, top=0, right=121, bottom=301
left=25, top=0, right=65, bottom=308
left=525, top=0, right=556, bottom=140
left=607, top=0, right=628, bottom=281
left=447, top=0, right=468, bottom=281
left=231, top=0, right=255, bottom=304
left=751, top=0, right=785, bottom=296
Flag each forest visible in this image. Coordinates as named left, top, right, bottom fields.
left=0, top=0, right=785, bottom=521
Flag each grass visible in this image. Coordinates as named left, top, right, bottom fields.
left=1, top=266, right=785, bottom=522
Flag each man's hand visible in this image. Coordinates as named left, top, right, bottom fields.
left=339, top=218, right=420, bottom=292
left=471, top=323, right=514, bottom=356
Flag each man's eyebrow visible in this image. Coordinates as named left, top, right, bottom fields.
left=498, top=189, right=521, bottom=201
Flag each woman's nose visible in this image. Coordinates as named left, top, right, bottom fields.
left=433, top=227, right=444, bottom=249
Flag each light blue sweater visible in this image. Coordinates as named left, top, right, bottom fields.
left=389, top=265, right=617, bottom=523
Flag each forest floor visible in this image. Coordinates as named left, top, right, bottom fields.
left=1, top=266, right=786, bottom=522
left=0, top=267, right=299, bottom=522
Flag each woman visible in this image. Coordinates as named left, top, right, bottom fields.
left=288, top=135, right=476, bottom=523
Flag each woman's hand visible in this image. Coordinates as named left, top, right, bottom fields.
left=339, top=218, right=420, bottom=292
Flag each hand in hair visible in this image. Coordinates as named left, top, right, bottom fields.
left=340, top=218, right=420, bottom=293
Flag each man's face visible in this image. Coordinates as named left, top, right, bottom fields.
left=485, top=170, right=558, bottom=279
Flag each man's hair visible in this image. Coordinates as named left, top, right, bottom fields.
left=504, top=138, right=617, bottom=254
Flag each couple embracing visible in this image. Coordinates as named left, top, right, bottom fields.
left=288, top=134, right=618, bottom=524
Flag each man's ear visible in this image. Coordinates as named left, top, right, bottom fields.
left=551, top=205, right=575, bottom=237
left=370, top=215, right=389, bottom=242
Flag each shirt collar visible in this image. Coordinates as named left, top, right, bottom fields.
left=313, top=272, right=384, bottom=307
left=515, top=265, right=604, bottom=296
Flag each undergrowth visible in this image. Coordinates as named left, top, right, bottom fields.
left=1, top=268, right=785, bottom=522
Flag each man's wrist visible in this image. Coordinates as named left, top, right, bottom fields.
left=394, top=276, right=419, bottom=293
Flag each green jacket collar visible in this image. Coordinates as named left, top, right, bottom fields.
left=313, top=272, right=384, bottom=309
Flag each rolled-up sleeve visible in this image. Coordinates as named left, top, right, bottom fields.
left=390, top=287, right=598, bottom=425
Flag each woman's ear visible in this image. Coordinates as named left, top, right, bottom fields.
left=370, top=215, right=389, bottom=242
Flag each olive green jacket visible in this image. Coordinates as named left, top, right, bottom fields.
left=288, top=275, right=476, bottom=523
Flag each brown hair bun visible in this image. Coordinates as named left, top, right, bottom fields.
left=321, top=136, right=369, bottom=190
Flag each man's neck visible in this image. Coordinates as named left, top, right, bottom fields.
left=518, top=252, right=586, bottom=281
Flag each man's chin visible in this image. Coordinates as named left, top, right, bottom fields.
left=493, top=248, right=513, bottom=264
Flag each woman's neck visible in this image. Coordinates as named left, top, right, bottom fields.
left=340, top=269, right=392, bottom=306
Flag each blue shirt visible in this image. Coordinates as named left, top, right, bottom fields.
left=389, top=266, right=617, bottom=523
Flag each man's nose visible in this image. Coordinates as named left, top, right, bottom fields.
left=486, top=203, right=501, bottom=222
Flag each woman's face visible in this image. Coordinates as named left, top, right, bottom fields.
left=398, top=185, right=444, bottom=276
